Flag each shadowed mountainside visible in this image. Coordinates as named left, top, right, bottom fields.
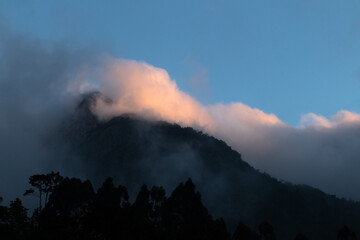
left=60, top=93, right=360, bottom=240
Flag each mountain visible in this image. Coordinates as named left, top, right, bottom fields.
left=61, top=93, right=360, bottom=240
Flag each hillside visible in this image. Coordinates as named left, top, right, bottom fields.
left=61, top=93, right=360, bottom=239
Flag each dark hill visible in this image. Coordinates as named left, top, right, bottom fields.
left=61, top=93, right=360, bottom=240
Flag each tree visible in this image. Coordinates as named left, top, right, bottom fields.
left=96, top=177, right=129, bottom=208
left=47, top=177, right=94, bottom=214
left=0, top=196, right=8, bottom=224
left=133, top=184, right=151, bottom=217
left=39, top=177, right=95, bottom=240
left=81, top=178, right=130, bottom=240
left=149, top=186, right=166, bottom=223
left=7, top=198, right=29, bottom=233
left=211, top=218, right=231, bottom=240
left=162, top=178, right=215, bottom=240
left=259, top=221, right=276, bottom=240
left=294, top=233, right=308, bottom=240
left=337, top=226, right=357, bottom=240
left=233, top=221, right=261, bottom=240
left=24, top=171, right=63, bottom=210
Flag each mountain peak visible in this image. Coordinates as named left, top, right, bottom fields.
left=59, top=94, right=360, bottom=240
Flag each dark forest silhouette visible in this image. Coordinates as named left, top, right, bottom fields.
left=56, top=93, right=360, bottom=240
left=1, top=94, right=359, bottom=239
left=0, top=172, right=357, bottom=240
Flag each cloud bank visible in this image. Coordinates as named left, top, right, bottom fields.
left=1, top=26, right=359, bottom=202
left=92, top=58, right=360, bottom=200
left=0, top=26, right=97, bottom=204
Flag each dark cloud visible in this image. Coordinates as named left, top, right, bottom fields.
left=0, top=21, right=360, bottom=210
left=0, top=25, right=97, bottom=206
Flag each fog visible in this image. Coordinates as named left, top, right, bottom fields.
left=92, top=57, right=360, bottom=200
left=1, top=28, right=360, bottom=206
left=0, top=25, right=96, bottom=204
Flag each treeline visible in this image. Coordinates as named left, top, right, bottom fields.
left=0, top=172, right=357, bottom=240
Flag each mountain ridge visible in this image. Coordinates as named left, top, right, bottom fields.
left=60, top=93, right=360, bottom=240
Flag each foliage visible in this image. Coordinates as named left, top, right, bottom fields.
left=64, top=113, right=360, bottom=239
left=0, top=172, right=358, bottom=240
left=23, top=171, right=63, bottom=210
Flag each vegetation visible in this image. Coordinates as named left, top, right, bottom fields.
left=2, top=94, right=354, bottom=239
left=62, top=105, right=360, bottom=239
left=0, top=172, right=357, bottom=240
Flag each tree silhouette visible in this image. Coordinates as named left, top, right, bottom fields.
left=81, top=178, right=131, bottom=240
left=149, top=186, right=166, bottom=223
left=211, top=218, right=231, bottom=240
left=47, top=177, right=94, bottom=214
left=39, top=177, right=94, bottom=240
left=131, top=184, right=156, bottom=240
left=133, top=184, right=151, bottom=216
left=294, top=233, right=308, bottom=240
left=0, top=197, right=8, bottom=224
left=337, top=226, right=357, bottom=240
left=7, top=198, right=29, bottom=238
left=259, top=221, right=276, bottom=240
left=96, top=177, right=129, bottom=207
left=1, top=171, right=358, bottom=240
left=233, top=221, right=261, bottom=240
left=24, top=171, right=63, bottom=210
left=162, top=178, right=217, bottom=240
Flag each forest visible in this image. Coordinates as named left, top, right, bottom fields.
left=0, top=171, right=357, bottom=240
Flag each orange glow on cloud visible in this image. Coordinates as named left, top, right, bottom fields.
left=92, top=58, right=360, bottom=159
left=94, top=58, right=214, bottom=130
left=93, top=58, right=284, bottom=135
left=88, top=58, right=360, bottom=199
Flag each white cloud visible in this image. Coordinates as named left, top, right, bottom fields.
left=91, top=57, right=360, bottom=200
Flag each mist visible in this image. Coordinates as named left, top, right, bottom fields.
left=1, top=27, right=360, bottom=205
left=91, top=57, right=360, bottom=200
left=0, top=26, right=96, bottom=204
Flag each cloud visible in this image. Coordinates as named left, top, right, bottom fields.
left=93, top=58, right=214, bottom=130
left=0, top=26, right=96, bottom=205
left=301, top=110, right=360, bottom=128
left=1, top=26, right=359, bottom=202
left=91, top=57, right=360, bottom=200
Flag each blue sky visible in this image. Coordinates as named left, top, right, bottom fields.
left=1, top=0, right=360, bottom=125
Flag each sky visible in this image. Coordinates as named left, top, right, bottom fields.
left=1, top=0, right=360, bottom=202
left=1, top=0, right=360, bottom=126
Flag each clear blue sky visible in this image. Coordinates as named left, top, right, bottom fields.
left=1, top=0, right=360, bottom=125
